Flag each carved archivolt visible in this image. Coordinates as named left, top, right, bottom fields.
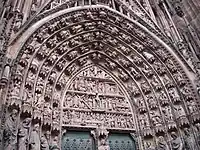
left=2, top=7, right=200, bottom=150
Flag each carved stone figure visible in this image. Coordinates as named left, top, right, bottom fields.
left=153, top=60, right=166, bottom=75
left=94, top=93, right=102, bottom=109
left=151, top=75, right=162, bottom=91
left=166, top=59, right=177, bottom=72
left=31, top=1, right=38, bottom=15
left=163, top=75, right=173, bottom=88
left=29, top=124, right=40, bottom=150
left=141, top=81, right=151, bottom=94
left=171, top=132, right=184, bottom=150
left=3, top=109, right=18, bottom=150
left=162, top=106, right=173, bottom=122
left=41, top=133, right=49, bottom=150
left=159, top=91, right=168, bottom=105
left=183, top=128, right=197, bottom=150
left=147, top=95, right=157, bottom=109
left=145, top=142, right=155, bottom=150
left=17, top=118, right=31, bottom=150
left=50, top=136, right=60, bottom=150
left=98, top=138, right=110, bottom=150
left=91, top=125, right=109, bottom=150
left=195, top=123, right=200, bottom=146
left=143, top=51, right=155, bottom=63
left=169, top=88, right=180, bottom=103
left=157, top=136, right=169, bottom=150
left=10, top=81, right=21, bottom=97
left=43, top=103, right=52, bottom=124
left=139, top=113, right=150, bottom=129
left=150, top=111, right=162, bottom=126
left=187, top=100, right=197, bottom=114
left=138, top=98, right=146, bottom=112
left=141, top=64, right=153, bottom=77
left=13, top=14, right=23, bottom=32
left=0, top=36, right=5, bottom=52
left=174, top=105, right=186, bottom=118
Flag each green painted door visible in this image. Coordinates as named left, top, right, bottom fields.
left=62, top=131, right=94, bottom=150
left=108, top=133, right=136, bottom=150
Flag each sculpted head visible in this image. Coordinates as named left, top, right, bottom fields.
left=100, top=138, right=106, bottom=145
left=171, top=132, right=177, bottom=139
left=23, top=118, right=31, bottom=125
left=11, top=109, right=18, bottom=118
left=184, top=128, right=190, bottom=135
left=158, top=136, right=164, bottom=142
left=33, top=123, right=40, bottom=132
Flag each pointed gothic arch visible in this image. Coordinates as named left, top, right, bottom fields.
left=2, top=5, right=200, bottom=150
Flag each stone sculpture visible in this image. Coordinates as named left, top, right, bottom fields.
left=195, top=123, right=200, bottom=146
left=145, top=142, right=155, bottom=150
left=183, top=128, right=197, bottom=150
left=29, top=124, right=40, bottom=150
left=91, top=125, right=110, bottom=150
left=156, top=136, right=169, bottom=150
left=17, top=118, right=31, bottom=150
left=171, top=132, right=184, bottom=150
left=41, top=133, right=50, bottom=150
left=3, top=109, right=18, bottom=150
left=50, top=136, right=60, bottom=150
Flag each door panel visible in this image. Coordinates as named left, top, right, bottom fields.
left=62, top=131, right=94, bottom=150
left=108, top=133, right=136, bottom=150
